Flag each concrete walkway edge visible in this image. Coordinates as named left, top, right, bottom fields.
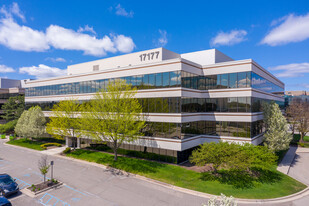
left=277, top=145, right=298, bottom=175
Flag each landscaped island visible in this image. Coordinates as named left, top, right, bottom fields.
left=65, top=149, right=306, bottom=199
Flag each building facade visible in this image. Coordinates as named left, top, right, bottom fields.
left=0, top=78, right=24, bottom=123
left=22, top=48, right=284, bottom=163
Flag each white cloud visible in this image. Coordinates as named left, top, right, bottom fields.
left=115, top=4, right=134, bottom=18
left=0, top=18, right=49, bottom=52
left=269, top=62, right=309, bottom=77
left=0, top=3, right=135, bottom=56
left=11, top=2, right=25, bottom=22
left=156, top=30, right=168, bottom=47
left=210, top=30, right=247, bottom=47
left=45, top=57, right=66, bottom=62
left=77, top=25, right=96, bottom=35
left=0, top=64, right=14, bottom=73
left=113, top=34, right=135, bottom=53
left=261, top=13, right=309, bottom=46
left=0, top=2, right=25, bottom=22
left=19, top=64, right=67, bottom=79
left=46, top=25, right=118, bottom=56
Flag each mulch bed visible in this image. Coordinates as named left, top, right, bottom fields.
left=181, top=161, right=213, bottom=173
left=28, top=180, right=59, bottom=192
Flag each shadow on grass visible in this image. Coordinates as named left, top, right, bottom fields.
left=200, top=167, right=282, bottom=189
left=70, top=149, right=166, bottom=174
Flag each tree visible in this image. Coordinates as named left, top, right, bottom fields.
left=1, top=95, right=25, bottom=121
left=15, top=110, right=30, bottom=138
left=46, top=99, right=82, bottom=149
left=263, top=102, right=292, bottom=152
left=287, top=100, right=309, bottom=142
left=81, top=79, right=146, bottom=161
left=286, top=100, right=300, bottom=135
left=189, top=142, right=277, bottom=173
left=38, top=155, right=50, bottom=183
left=15, top=106, right=46, bottom=139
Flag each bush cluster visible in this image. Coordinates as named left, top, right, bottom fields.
left=0, top=120, right=17, bottom=134
left=40, top=142, right=62, bottom=150
left=190, top=141, right=277, bottom=172
left=63, top=147, right=71, bottom=154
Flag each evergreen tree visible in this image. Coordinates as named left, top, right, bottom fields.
left=1, top=95, right=25, bottom=121
left=263, top=102, right=292, bottom=152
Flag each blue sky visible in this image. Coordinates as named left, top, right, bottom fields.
left=0, top=0, right=308, bottom=91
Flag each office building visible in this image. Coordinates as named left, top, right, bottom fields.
left=22, top=48, right=284, bottom=163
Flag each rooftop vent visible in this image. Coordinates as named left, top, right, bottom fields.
left=93, top=65, right=99, bottom=71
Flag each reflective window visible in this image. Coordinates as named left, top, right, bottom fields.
left=237, top=72, right=247, bottom=88
left=229, top=73, right=237, bottom=88
left=162, top=72, right=170, bottom=88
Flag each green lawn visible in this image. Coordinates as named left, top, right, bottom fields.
left=6, top=137, right=65, bottom=151
left=67, top=149, right=306, bottom=199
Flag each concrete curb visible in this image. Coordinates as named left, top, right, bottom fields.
left=54, top=154, right=309, bottom=204
left=3, top=142, right=43, bottom=154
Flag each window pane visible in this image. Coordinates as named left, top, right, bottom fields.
left=221, top=122, right=229, bottom=136
left=136, top=75, right=142, bottom=89
left=238, top=97, right=247, bottom=112
left=237, top=72, right=247, bottom=88
left=170, top=71, right=180, bottom=87
left=230, top=122, right=238, bottom=137
left=162, top=72, right=169, bottom=88
left=155, top=73, right=162, bottom=88
left=142, top=74, right=149, bottom=89
left=149, top=74, right=155, bottom=89
left=229, top=73, right=237, bottom=88
left=247, top=72, right=252, bottom=87
left=228, top=97, right=238, bottom=112
left=221, top=74, right=228, bottom=88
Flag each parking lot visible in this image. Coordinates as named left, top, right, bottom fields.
left=0, top=140, right=207, bottom=206
left=0, top=157, right=108, bottom=206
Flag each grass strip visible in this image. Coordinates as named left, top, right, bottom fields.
left=67, top=149, right=307, bottom=199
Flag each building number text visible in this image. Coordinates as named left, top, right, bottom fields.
left=139, top=51, right=160, bottom=61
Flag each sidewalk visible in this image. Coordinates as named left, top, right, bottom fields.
left=40, top=146, right=67, bottom=155
left=277, top=145, right=298, bottom=174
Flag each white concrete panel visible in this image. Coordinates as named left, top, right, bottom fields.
left=67, top=48, right=180, bottom=75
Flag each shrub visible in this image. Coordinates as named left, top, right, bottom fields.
left=9, top=136, right=16, bottom=141
left=190, top=141, right=277, bottom=173
left=0, top=120, right=17, bottom=134
left=0, top=134, right=5, bottom=139
left=63, top=147, right=71, bottom=154
left=40, top=142, right=62, bottom=150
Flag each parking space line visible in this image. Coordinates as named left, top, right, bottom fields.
left=39, top=193, right=70, bottom=206
left=14, top=177, right=31, bottom=189
left=63, top=185, right=88, bottom=197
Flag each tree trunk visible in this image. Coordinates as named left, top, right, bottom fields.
left=113, top=141, right=118, bottom=161
left=114, top=149, right=118, bottom=161
left=300, top=133, right=304, bottom=143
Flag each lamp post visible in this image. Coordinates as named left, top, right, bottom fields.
left=50, top=161, right=54, bottom=181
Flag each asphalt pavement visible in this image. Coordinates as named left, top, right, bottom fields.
left=0, top=140, right=208, bottom=206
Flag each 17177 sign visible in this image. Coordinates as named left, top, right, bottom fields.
left=139, top=51, right=160, bottom=61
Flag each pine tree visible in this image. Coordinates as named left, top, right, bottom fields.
left=263, top=102, right=292, bottom=152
